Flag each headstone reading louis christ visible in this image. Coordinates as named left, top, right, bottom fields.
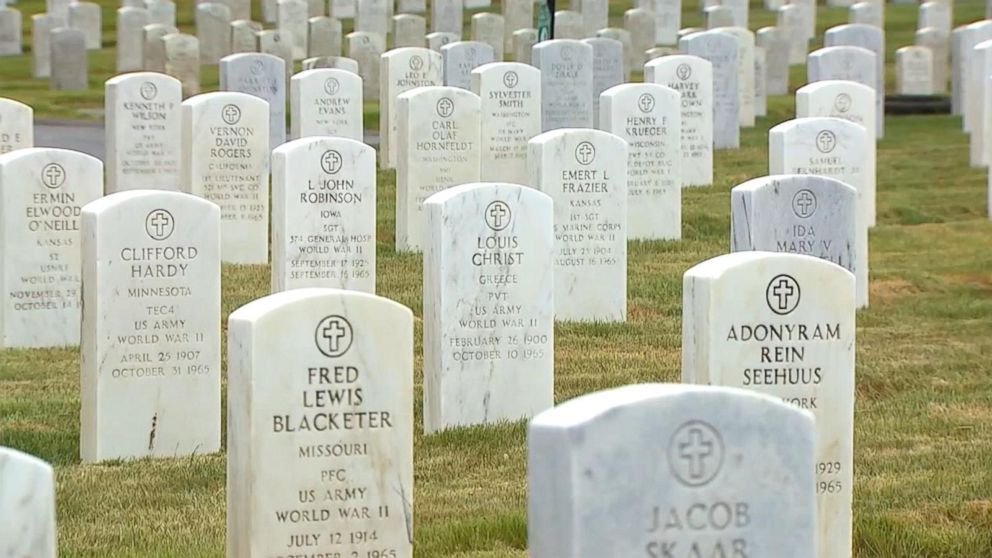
left=423, top=182, right=554, bottom=433
left=0, top=148, right=101, bottom=349
left=271, top=137, right=376, bottom=293
left=105, top=73, right=182, bottom=193
left=80, top=190, right=221, bottom=463
left=181, top=92, right=270, bottom=264
left=227, top=288, right=413, bottom=558
left=528, top=384, right=816, bottom=558
left=682, top=252, right=854, bottom=558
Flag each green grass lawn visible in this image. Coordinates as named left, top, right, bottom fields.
left=2, top=0, right=992, bottom=556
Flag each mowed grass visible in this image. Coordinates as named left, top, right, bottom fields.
left=2, top=0, right=992, bottom=556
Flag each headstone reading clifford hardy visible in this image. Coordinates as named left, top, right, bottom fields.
left=470, top=62, right=542, bottom=186
left=290, top=68, right=364, bottom=140
left=528, top=129, right=627, bottom=322
left=271, top=137, right=376, bottom=293
left=645, top=55, right=714, bottom=187
left=227, top=288, right=413, bottom=558
left=105, top=73, right=182, bottom=193
left=682, top=252, right=854, bottom=558
left=528, top=384, right=816, bottom=558
left=181, top=92, right=270, bottom=264
left=601, top=83, right=682, bottom=241
left=0, top=148, right=101, bottom=349
left=532, top=39, right=594, bottom=131
left=423, top=182, right=554, bottom=433
left=396, top=86, right=481, bottom=252
left=80, top=190, right=221, bottom=463
left=0, top=447, right=57, bottom=558
left=220, top=53, right=288, bottom=154
left=0, top=98, right=33, bottom=154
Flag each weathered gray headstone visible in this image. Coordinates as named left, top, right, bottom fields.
left=355, top=0, right=388, bottom=39
left=196, top=3, right=232, bottom=64
left=143, top=23, right=178, bottom=71
left=442, top=40, right=496, bottom=90
left=432, top=0, right=463, bottom=36
left=529, top=384, right=816, bottom=558
left=32, top=14, right=57, bottom=78
left=220, top=53, right=287, bottom=154
left=471, top=12, right=504, bottom=60
left=393, top=13, right=426, bottom=48
left=471, top=62, right=541, bottom=185
left=624, top=8, right=653, bottom=74
left=230, top=19, right=261, bottom=53
left=423, top=182, right=554, bottom=433
left=147, top=0, right=177, bottom=27
left=271, top=137, right=376, bottom=293
left=638, top=0, right=680, bottom=46
left=380, top=47, right=443, bottom=168
left=227, top=288, right=413, bottom=558
left=595, top=28, right=633, bottom=80
left=680, top=31, right=739, bottom=149
left=0, top=98, right=32, bottom=154
left=0, top=447, right=56, bottom=558
left=503, top=0, right=532, bottom=52
left=0, top=7, right=21, bottom=56
left=328, top=0, right=356, bottom=19
left=533, top=39, right=594, bottom=131
left=511, top=28, right=537, bottom=64
left=80, top=190, right=220, bottom=463
left=306, top=16, right=340, bottom=56
left=277, top=0, right=308, bottom=60
left=117, top=7, right=150, bottom=72
left=807, top=45, right=881, bottom=139
left=163, top=33, right=201, bottom=97
left=347, top=31, right=385, bottom=100
left=50, top=27, right=87, bottom=91
left=68, top=2, right=100, bottom=50
left=577, top=0, right=607, bottom=38
left=528, top=128, right=627, bottom=322
left=257, top=29, right=294, bottom=78
left=0, top=148, right=101, bottom=349
left=777, top=4, right=808, bottom=65
left=583, top=37, right=624, bottom=128
left=554, top=10, right=584, bottom=40
left=757, top=26, right=790, bottom=95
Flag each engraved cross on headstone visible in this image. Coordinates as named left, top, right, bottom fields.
left=322, top=319, right=348, bottom=353
left=772, top=278, right=796, bottom=310
left=679, top=427, right=714, bottom=479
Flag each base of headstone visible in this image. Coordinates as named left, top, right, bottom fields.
left=884, top=94, right=951, bottom=115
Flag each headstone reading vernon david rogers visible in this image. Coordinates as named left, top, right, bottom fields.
left=645, top=55, right=714, bottom=187
left=0, top=97, right=33, bottom=154
left=105, top=73, right=182, bottom=193
left=396, top=86, right=481, bottom=253
left=470, top=62, right=542, bottom=186
left=0, top=447, right=57, bottom=558
left=181, top=92, right=270, bottom=265
left=528, top=384, right=816, bottom=558
left=220, top=53, right=287, bottom=154
left=290, top=68, right=364, bottom=140
left=271, top=137, right=376, bottom=294
left=528, top=129, right=627, bottom=322
left=227, top=288, right=414, bottom=558
left=533, top=39, right=594, bottom=132
left=0, top=148, right=102, bottom=349
left=80, top=190, right=220, bottom=463
left=423, top=182, right=554, bottom=434
left=682, top=251, right=855, bottom=558
left=601, top=83, right=682, bottom=241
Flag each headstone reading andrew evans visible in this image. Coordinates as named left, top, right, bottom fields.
left=380, top=47, right=443, bottom=170
left=601, top=83, right=682, bottom=241
left=290, top=68, right=363, bottom=140
left=105, top=73, right=182, bottom=193
left=731, top=175, right=867, bottom=308
left=470, top=62, right=541, bottom=186
left=680, top=31, right=740, bottom=149
left=164, top=33, right=201, bottom=98
left=528, top=384, right=816, bottom=558
left=645, top=55, right=714, bottom=187
left=423, top=183, right=554, bottom=433
left=181, top=92, right=270, bottom=264
left=682, top=252, right=854, bottom=558
left=0, top=447, right=56, bottom=558
left=582, top=37, right=624, bottom=129
left=0, top=148, right=101, bottom=349
left=770, top=116, right=874, bottom=233
left=396, top=86, right=481, bottom=252
left=220, top=53, right=287, bottom=154
left=271, top=137, right=376, bottom=293
left=442, top=41, right=496, bottom=91
left=80, top=190, right=220, bottom=463
left=0, top=97, right=33, bottom=154
left=227, top=288, right=413, bottom=558
left=528, top=129, right=627, bottom=322
left=796, top=80, right=877, bottom=144
left=532, top=39, right=594, bottom=132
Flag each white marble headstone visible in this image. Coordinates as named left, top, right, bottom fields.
left=442, top=40, right=496, bottom=90
left=532, top=39, right=594, bottom=131
left=529, top=384, right=816, bottom=558
left=163, top=33, right=201, bottom=97
left=502, top=0, right=532, bottom=52
left=105, top=72, right=182, bottom=193
left=423, top=182, right=554, bottom=433
left=682, top=252, right=854, bottom=558
left=290, top=68, right=363, bottom=140
left=277, top=0, right=308, bottom=60
left=68, top=2, right=100, bottom=50
left=392, top=13, right=426, bottom=48
left=347, top=31, right=385, bottom=100
left=355, top=0, right=388, bottom=39
left=713, top=26, right=755, bottom=128
left=757, top=26, right=790, bottom=95
left=180, top=91, right=269, bottom=264
left=271, top=137, right=376, bottom=293
left=117, top=7, right=150, bottom=72
left=0, top=148, right=101, bottom=349
left=50, top=27, right=88, bottom=91
left=645, top=55, right=714, bottom=187
left=680, top=31, right=739, bottom=149
left=583, top=37, right=624, bottom=129
left=220, top=53, right=287, bottom=154
left=80, top=190, right=221, bottom=463
left=896, top=45, right=934, bottom=95
left=824, top=24, right=885, bottom=138
left=0, top=97, right=32, bottom=154
left=227, top=288, right=413, bottom=558
left=471, top=12, right=504, bottom=60
left=380, top=47, right=442, bottom=169
left=528, top=128, right=627, bottom=322
left=807, top=46, right=880, bottom=139
left=0, top=447, right=56, bottom=558
left=471, top=62, right=541, bottom=186
left=0, top=8, right=22, bottom=56
left=431, top=0, right=463, bottom=35
left=195, top=3, right=231, bottom=64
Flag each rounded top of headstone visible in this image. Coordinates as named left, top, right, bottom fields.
left=424, top=182, right=552, bottom=208
left=769, top=115, right=869, bottom=137
left=600, top=82, right=679, bottom=104
left=0, top=146, right=102, bottom=170
left=529, top=128, right=628, bottom=153
left=644, top=53, right=712, bottom=73
left=472, top=61, right=539, bottom=79
left=732, top=174, right=857, bottom=198
left=81, top=189, right=218, bottom=217
left=396, top=84, right=480, bottom=104
left=228, top=287, right=412, bottom=324
left=808, top=45, right=876, bottom=59
left=0, top=97, right=33, bottom=114
left=530, top=383, right=812, bottom=429
left=796, top=79, right=875, bottom=97
left=181, top=90, right=269, bottom=111
left=0, top=446, right=54, bottom=474
left=105, top=71, right=182, bottom=90
left=685, top=251, right=852, bottom=284
left=272, top=135, right=371, bottom=158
